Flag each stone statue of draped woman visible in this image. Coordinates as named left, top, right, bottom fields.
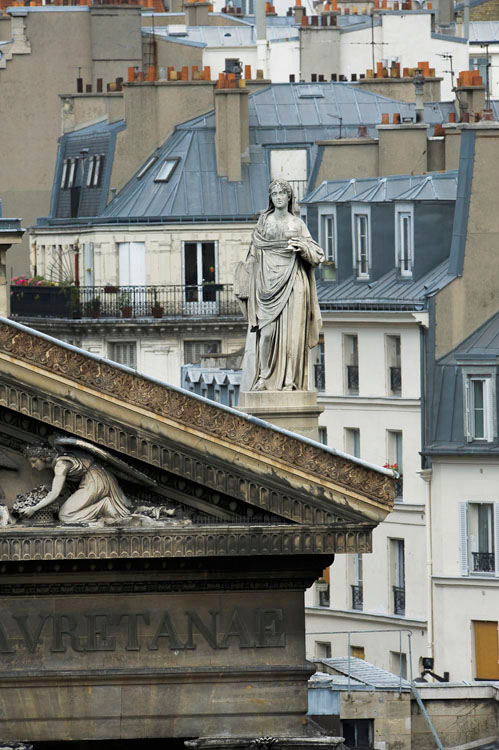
left=237, top=179, right=324, bottom=392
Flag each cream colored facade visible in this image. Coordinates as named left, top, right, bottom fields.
left=29, top=223, right=250, bottom=385
left=305, top=313, right=429, bottom=676
left=427, top=457, right=499, bottom=682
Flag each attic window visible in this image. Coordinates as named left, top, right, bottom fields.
left=137, top=156, right=158, bottom=180
left=86, top=155, right=105, bottom=188
left=60, top=158, right=79, bottom=189
left=154, top=158, right=179, bottom=183
left=297, top=85, right=324, bottom=99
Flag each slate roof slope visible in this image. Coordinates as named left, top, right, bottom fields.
left=317, top=258, right=456, bottom=311
left=303, top=171, right=458, bottom=205
left=427, top=311, right=499, bottom=453
left=100, top=83, right=452, bottom=224
left=311, top=656, right=411, bottom=690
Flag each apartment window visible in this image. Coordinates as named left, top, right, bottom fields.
left=83, top=242, right=94, bottom=286
left=317, top=566, right=330, bottom=607
left=342, top=720, right=373, bottom=749
left=345, top=428, right=360, bottom=458
left=390, top=539, right=405, bottom=615
left=387, top=430, right=403, bottom=500
left=314, top=335, right=325, bottom=391
left=459, top=502, right=499, bottom=576
left=352, top=206, right=371, bottom=279
left=109, top=341, right=137, bottom=369
left=318, top=426, right=328, bottom=445
left=270, top=148, right=307, bottom=201
left=464, top=372, right=496, bottom=442
left=386, top=335, right=402, bottom=396
left=86, top=155, right=105, bottom=188
left=395, top=204, right=414, bottom=277
left=183, top=241, right=217, bottom=305
left=391, top=650, right=408, bottom=679
left=343, top=334, right=359, bottom=395
left=184, top=340, right=221, bottom=365
left=154, top=157, right=179, bottom=183
left=319, top=208, right=337, bottom=281
left=315, top=641, right=332, bottom=658
left=61, top=157, right=79, bottom=189
left=351, top=553, right=363, bottom=610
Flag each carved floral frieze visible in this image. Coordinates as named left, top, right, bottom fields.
left=0, top=323, right=394, bottom=507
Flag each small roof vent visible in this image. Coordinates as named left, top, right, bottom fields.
left=168, top=25, right=188, bottom=37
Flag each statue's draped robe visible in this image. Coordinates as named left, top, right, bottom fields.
left=55, top=453, right=131, bottom=523
left=242, top=213, right=324, bottom=391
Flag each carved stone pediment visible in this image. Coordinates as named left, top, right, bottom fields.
left=0, top=319, right=395, bottom=561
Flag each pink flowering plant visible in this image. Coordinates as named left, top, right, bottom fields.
left=11, top=275, right=58, bottom=287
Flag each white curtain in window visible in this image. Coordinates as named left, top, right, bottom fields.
left=118, top=242, right=146, bottom=286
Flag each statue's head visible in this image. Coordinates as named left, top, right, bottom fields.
left=23, top=442, right=57, bottom=471
left=268, top=179, right=294, bottom=214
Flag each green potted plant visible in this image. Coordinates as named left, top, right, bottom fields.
left=151, top=287, right=164, bottom=318
left=84, top=296, right=101, bottom=318
left=120, top=292, right=133, bottom=318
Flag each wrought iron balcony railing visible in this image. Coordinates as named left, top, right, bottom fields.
left=10, top=284, right=243, bottom=321
left=472, top=551, right=495, bottom=573
left=314, top=363, right=325, bottom=391
left=393, top=585, right=405, bottom=615
left=351, top=584, right=363, bottom=611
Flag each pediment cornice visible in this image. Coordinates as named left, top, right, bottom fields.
left=0, top=320, right=394, bottom=525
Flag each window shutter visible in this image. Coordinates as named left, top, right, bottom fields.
left=459, top=502, right=469, bottom=576
left=464, top=377, right=472, bottom=442
left=484, top=378, right=495, bottom=441
left=494, top=503, right=499, bottom=577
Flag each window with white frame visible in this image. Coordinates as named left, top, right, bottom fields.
left=319, top=208, right=337, bottom=281
left=86, top=155, right=105, bottom=188
left=154, top=158, right=179, bottom=183
left=464, top=371, right=496, bottom=442
left=459, top=501, right=499, bottom=576
left=60, top=157, right=79, bottom=189
left=395, top=204, right=414, bottom=277
left=345, top=427, right=360, bottom=458
left=386, top=334, right=402, bottom=396
left=352, top=207, right=371, bottom=279
left=343, top=334, right=359, bottom=395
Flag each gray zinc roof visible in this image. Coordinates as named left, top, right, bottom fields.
left=303, top=171, right=458, bottom=205
left=469, top=20, right=499, bottom=42
left=313, top=656, right=411, bottom=690
left=143, top=23, right=298, bottom=46
left=427, top=311, right=499, bottom=453
left=101, top=82, right=450, bottom=223
left=317, top=258, right=455, bottom=311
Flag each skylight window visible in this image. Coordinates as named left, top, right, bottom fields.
left=154, top=158, right=179, bottom=183
left=297, top=85, right=325, bottom=99
left=137, top=156, right=158, bottom=180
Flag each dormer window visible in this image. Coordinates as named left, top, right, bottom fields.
left=86, top=155, right=105, bottom=188
left=395, top=204, right=414, bottom=277
left=352, top=206, right=371, bottom=280
left=319, top=207, right=337, bottom=281
left=60, top=157, right=79, bottom=189
left=463, top=368, right=496, bottom=442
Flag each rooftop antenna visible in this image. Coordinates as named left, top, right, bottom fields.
left=328, top=112, right=343, bottom=139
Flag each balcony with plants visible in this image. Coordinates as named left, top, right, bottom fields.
left=10, top=278, right=243, bottom=321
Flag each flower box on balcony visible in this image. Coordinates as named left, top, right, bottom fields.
left=10, top=285, right=74, bottom=318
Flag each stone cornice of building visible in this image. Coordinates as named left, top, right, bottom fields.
left=305, top=606, right=427, bottom=628
left=433, top=575, right=499, bottom=586
left=320, top=310, right=429, bottom=325
left=0, top=319, right=395, bottom=524
left=318, top=395, right=420, bottom=409
left=0, top=523, right=372, bottom=564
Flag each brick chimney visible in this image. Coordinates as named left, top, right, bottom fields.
left=215, top=83, right=250, bottom=182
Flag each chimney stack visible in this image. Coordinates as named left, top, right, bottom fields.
left=215, top=84, right=250, bottom=182
left=255, top=0, right=268, bottom=79
left=184, top=0, right=211, bottom=26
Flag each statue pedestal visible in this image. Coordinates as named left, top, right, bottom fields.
left=237, top=390, right=324, bottom=442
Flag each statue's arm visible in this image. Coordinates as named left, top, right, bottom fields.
left=289, top=220, right=325, bottom=267
left=21, top=460, right=70, bottom=517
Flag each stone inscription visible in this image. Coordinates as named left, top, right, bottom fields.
left=0, top=607, right=286, bottom=655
